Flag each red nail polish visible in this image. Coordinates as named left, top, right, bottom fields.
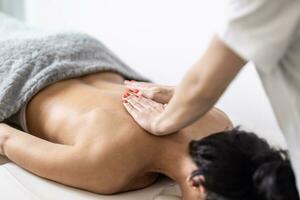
left=133, top=89, right=139, bottom=93
left=123, top=93, right=130, bottom=98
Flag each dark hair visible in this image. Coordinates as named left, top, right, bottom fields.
left=189, top=127, right=300, bottom=200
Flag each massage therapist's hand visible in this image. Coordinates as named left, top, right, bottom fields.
left=122, top=91, right=167, bottom=135
left=122, top=36, right=245, bottom=136
left=124, top=80, right=175, bottom=104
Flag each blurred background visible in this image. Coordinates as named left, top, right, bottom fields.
left=0, top=0, right=286, bottom=147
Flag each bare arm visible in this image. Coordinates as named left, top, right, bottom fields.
left=153, top=35, right=246, bottom=134
left=0, top=123, right=101, bottom=193
left=123, top=35, right=246, bottom=135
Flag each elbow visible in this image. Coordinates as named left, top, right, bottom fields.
left=0, top=132, right=11, bottom=156
left=0, top=123, right=14, bottom=156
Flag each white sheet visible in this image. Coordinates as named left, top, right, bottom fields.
left=0, top=156, right=181, bottom=200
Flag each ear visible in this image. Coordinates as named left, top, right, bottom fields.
left=187, top=175, right=206, bottom=196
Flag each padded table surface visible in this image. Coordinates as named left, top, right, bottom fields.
left=0, top=156, right=181, bottom=200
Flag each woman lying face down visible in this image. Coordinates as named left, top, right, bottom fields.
left=0, top=72, right=298, bottom=200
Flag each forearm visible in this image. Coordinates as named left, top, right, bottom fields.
left=153, top=67, right=217, bottom=134
left=153, top=35, right=246, bottom=134
left=0, top=123, right=89, bottom=191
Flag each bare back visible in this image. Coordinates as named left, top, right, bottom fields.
left=25, top=72, right=231, bottom=194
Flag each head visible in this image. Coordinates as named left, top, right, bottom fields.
left=187, top=127, right=300, bottom=200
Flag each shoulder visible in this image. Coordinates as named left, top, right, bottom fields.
left=210, top=107, right=234, bottom=131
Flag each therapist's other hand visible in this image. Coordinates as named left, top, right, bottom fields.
left=124, top=80, right=174, bottom=104
left=122, top=91, right=166, bottom=135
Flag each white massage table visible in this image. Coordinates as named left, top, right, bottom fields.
left=0, top=156, right=181, bottom=200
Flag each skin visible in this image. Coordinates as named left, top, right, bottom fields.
left=123, top=35, right=246, bottom=135
left=124, top=80, right=175, bottom=104
left=0, top=71, right=232, bottom=200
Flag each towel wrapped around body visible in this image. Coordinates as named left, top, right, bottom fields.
left=0, top=13, right=149, bottom=129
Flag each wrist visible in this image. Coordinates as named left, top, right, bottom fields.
left=167, top=86, right=175, bottom=96
left=163, top=86, right=175, bottom=102
left=151, top=116, right=172, bottom=136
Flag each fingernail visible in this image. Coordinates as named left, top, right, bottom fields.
left=133, top=89, right=139, bottom=93
left=123, top=93, right=129, bottom=98
left=131, top=80, right=135, bottom=82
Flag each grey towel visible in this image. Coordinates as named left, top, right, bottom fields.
left=0, top=13, right=149, bottom=127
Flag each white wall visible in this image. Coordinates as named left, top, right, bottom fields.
left=0, top=0, right=24, bottom=19
left=24, top=0, right=285, bottom=147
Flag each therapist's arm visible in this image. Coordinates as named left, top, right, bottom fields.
left=124, top=35, right=246, bottom=135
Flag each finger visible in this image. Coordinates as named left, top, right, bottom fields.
left=139, top=90, right=154, bottom=99
left=124, top=80, right=145, bottom=85
left=135, top=95, right=163, bottom=111
left=123, top=101, right=139, bottom=119
left=133, top=94, right=153, bottom=107
left=125, top=84, right=143, bottom=93
left=122, top=91, right=133, bottom=102
left=124, top=81, right=157, bottom=98
left=124, top=80, right=139, bottom=87
left=126, top=87, right=145, bottom=98
left=124, top=80, right=151, bottom=88
left=127, top=95, right=145, bottom=111
left=131, top=95, right=161, bottom=112
left=124, top=87, right=154, bottom=100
